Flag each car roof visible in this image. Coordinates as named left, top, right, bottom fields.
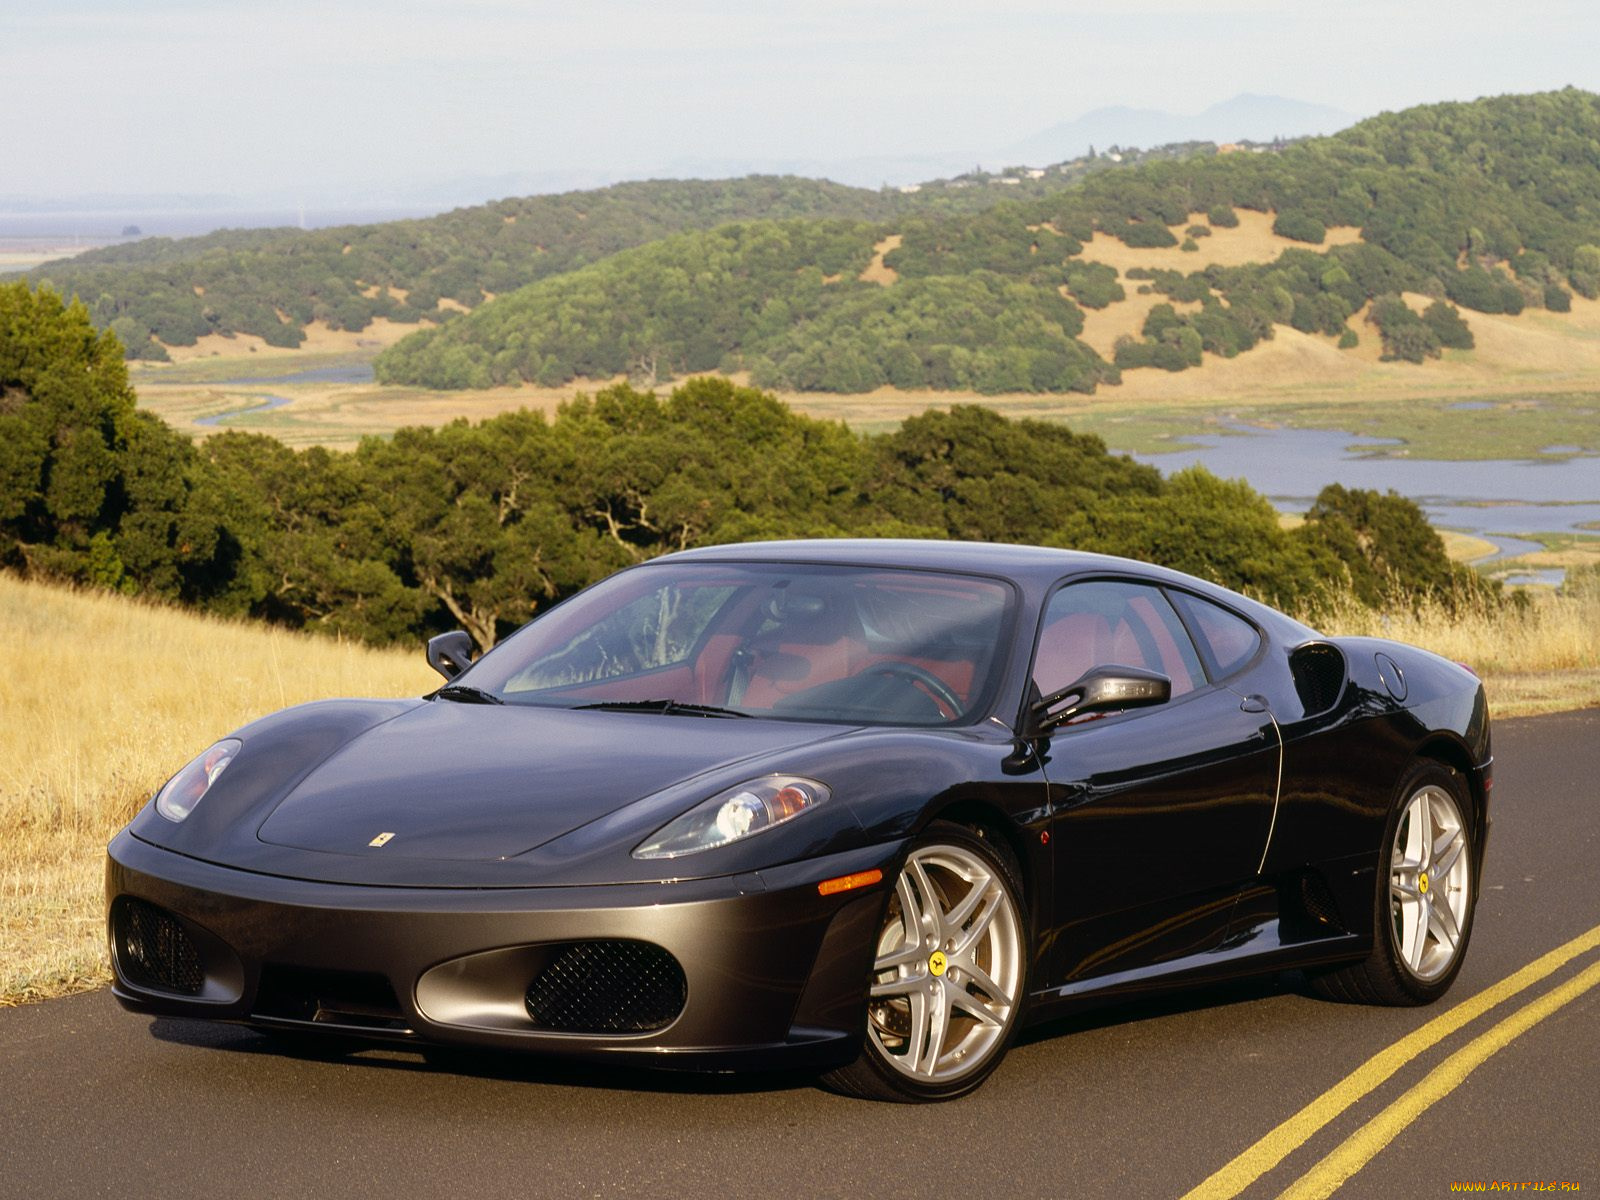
left=660, top=538, right=1125, bottom=579
left=657, top=539, right=1318, bottom=640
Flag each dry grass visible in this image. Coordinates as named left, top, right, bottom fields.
left=0, top=573, right=433, bottom=1005
left=859, top=234, right=902, bottom=286
left=1312, top=582, right=1600, bottom=717
left=158, top=316, right=433, bottom=362
left=1076, top=209, right=1363, bottom=274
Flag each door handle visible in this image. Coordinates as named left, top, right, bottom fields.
left=1239, top=694, right=1270, bottom=714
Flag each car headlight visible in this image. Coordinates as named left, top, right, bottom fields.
left=633, top=775, right=830, bottom=859
left=155, top=739, right=242, bottom=822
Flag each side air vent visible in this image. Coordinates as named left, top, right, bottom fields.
left=111, top=897, right=204, bottom=995
left=524, top=940, right=687, bottom=1034
left=1299, top=873, right=1346, bottom=932
left=1289, top=642, right=1347, bottom=717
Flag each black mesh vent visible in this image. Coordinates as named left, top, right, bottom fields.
left=113, top=897, right=204, bottom=995
left=1290, top=643, right=1347, bottom=716
left=1300, top=873, right=1346, bottom=932
left=525, top=941, right=686, bottom=1033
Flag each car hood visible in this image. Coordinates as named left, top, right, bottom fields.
left=252, top=700, right=847, bottom=864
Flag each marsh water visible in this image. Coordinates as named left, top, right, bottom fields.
left=1134, top=425, right=1600, bottom=579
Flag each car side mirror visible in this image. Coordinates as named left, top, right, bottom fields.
left=426, top=630, right=476, bottom=681
left=1027, top=664, right=1171, bottom=735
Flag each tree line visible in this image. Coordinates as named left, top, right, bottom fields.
left=3, top=282, right=1493, bottom=656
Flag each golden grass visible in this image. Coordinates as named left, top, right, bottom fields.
left=1075, top=209, right=1363, bottom=274
left=1312, top=583, right=1600, bottom=718
left=158, top=316, right=433, bottom=362
left=859, top=234, right=902, bottom=286
left=0, top=572, right=434, bottom=1005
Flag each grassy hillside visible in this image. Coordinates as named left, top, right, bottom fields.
left=374, top=89, right=1600, bottom=393
left=26, top=177, right=900, bottom=360
left=22, top=144, right=1214, bottom=364
left=0, top=572, right=433, bottom=1004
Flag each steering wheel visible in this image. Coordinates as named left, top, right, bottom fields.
left=865, top=662, right=963, bottom=719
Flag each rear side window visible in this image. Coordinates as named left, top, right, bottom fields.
left=1033, top=580, right=1206, bottom=698
left=1169, top=591, right=1261, bottom=680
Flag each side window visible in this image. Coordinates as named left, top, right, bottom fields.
left=1033, top=580, right=1205, bottom=699
left=1168, top=591, right=1262, bottom=679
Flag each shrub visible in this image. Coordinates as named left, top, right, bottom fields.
left=1272, top=211, right=1327, bottom=244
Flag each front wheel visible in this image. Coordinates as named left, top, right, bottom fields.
left=1313, top=761, right=1477, bottom=1005
left=823, top=821, right=1028, bottom=1102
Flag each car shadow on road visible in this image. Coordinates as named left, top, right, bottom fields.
left=1014, top=971, right=1309, bottom=1048
left=146, top=970, right=1317, bottom=1098
left=145, top=1015, right=825, bottom=1097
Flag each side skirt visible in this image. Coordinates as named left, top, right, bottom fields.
left=1022, top=920, right=1367, bottom=1022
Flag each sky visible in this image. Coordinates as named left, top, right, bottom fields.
left=4, top=0, right=1599, bottom=204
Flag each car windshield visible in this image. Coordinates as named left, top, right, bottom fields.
left=461, top=562, right=1015, bottom=726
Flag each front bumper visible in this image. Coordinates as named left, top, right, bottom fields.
left=106, top=830, right=899, bottom=1071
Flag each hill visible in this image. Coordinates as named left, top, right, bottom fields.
left=21, top=146, right=1213, bottom=363
left=373, top=89, right=1600, bottom=393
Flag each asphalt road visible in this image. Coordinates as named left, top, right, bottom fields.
left=4, top=709, right=1597, bottom=1199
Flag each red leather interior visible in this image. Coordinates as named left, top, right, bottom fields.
left=1034, top=613, right=1113, bottom=695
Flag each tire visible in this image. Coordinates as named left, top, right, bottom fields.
left=822, top=821, right=1029, bottom=1102
left=1312, top=761, right=1477, bottom=1005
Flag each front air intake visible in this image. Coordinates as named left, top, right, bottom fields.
left=524, top=940, right=686, bottom=1034
left=112, top=897, right=204, bottom=995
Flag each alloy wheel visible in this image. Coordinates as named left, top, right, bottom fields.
left=866, top=842, right=1023, bottom=1082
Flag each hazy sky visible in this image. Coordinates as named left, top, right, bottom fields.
left=5, top=0, right=1598, bottom=200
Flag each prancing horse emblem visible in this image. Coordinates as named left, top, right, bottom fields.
left=369, top=832, right=395, bottom=847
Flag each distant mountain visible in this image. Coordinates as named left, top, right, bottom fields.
left=1005, top=94, right=1358, bottom=166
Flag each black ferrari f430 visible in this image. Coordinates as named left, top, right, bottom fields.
left=108, top=540, right=1490, bottom=1100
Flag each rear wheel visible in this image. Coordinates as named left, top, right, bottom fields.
left=823, top=821, right=1027, bottom=1102
left=1313, top=762, right=1477, bottom=1005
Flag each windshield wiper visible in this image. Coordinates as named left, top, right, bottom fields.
left=433, top=684, right=504, bottom=705
left=572, top=699, right=752, bottom=719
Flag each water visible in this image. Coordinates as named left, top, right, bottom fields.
left=195, top=393, right=292, bottom=427
left=218, top=363, right=374, bottom=386
left=1136, top=424, right=1600, bottom=577
left=185, top=362, right=374, bottom=428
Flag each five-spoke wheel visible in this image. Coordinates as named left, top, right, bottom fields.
left=1389, top=782, right=1472, bottom=983
left=1313, top=761, right=1478, bottom=1005
left=825, top=822, right=1027, bottom=1101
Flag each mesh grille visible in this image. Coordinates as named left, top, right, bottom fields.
left=525, top=941, right=686, bottom=1033
left=113, top=897, right=204, bottom=995
left=1300, top=873, right=1346, bottom=932
left=1290, top=643, right=1346, bottom=716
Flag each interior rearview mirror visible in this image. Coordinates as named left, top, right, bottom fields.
left=426, top=630, right=476, bottom=681
left=1028, top=664, right=1171, bottom=735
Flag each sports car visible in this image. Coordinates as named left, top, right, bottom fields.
left=107, top=539, right=1491, bottom=1101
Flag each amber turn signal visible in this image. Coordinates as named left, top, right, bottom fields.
left=817, top=868, right=883, bottom=896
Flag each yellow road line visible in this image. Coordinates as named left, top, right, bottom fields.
left=1179, top=922, right=1600, bottom=1200
left=1277, top=956, right=1600, bottom=1199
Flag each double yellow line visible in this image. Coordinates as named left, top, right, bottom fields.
left=1181, top=922, right=1600, bottom=1200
